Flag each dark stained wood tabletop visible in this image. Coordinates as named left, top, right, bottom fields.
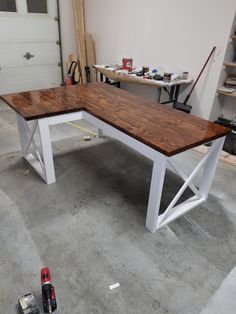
left=1, top=83, right=230, bottom=156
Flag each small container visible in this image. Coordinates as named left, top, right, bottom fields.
left=122, top=58, right=133, bottom=71
left=18, top=293, right=39, bottom=314
left=142, top=66, right=149, bottom=76
left=182, top=71, right=189, bottom=80
left=163, top=72, right=172, bottom=83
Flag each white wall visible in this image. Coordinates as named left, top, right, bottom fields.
left=59, top=0, right=77, bottom=74
left=84, top=0, right=236, bottom=119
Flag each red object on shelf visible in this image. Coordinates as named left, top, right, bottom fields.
left=122, top=58, right=133, bottom=71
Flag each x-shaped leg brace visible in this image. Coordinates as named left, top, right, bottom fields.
left=146, top=136, right=225, bottom=232
left=16, top=114, right=55, bottom=184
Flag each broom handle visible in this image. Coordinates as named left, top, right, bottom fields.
left=187, top=46, right=216, bottom=97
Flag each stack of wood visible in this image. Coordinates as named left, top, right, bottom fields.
left=73, top=0, right=97, bottom=83
left=85, top=33, right=97, bottom=83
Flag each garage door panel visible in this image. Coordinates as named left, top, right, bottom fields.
left=0, top=0, right=61, bottom=94
left=0, top=18, right=58, bottom=42
left=0, top=65, right=61, bottom=94
left=0, top=43, right=60, bottom=67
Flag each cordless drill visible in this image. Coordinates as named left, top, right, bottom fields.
left=41, top=267, right=57, bottom=313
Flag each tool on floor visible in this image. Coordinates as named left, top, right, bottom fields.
left=174, top=46, right=216, bottom=113
left=65, top=121, right=97, bottom=136
left=109, top=282, right=120, bottom=290
left=65, top=61, right=78, bottom=86
left=18, top=292, right=40, bottom=314
left=83, top=135, right=91, bottom=141
left=41, top=267, right=57, bottom=313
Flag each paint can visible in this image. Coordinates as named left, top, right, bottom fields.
left=163, top=72, right=172, bottom=83
left=122, top=58, right=133, bottom=71
left=142, top=66, right=149, bottom=76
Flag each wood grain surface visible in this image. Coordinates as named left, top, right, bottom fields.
left=1, top=83, right=230, bottom=156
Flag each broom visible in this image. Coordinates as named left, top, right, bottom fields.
left=174, top=46, right=216, bottom=113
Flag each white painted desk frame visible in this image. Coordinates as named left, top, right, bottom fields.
left=16, top=111, right=225, bottom=233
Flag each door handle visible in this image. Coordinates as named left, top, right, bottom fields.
left=23, top=52, right=35, bottom=60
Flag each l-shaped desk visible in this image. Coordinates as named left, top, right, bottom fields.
left=1, top=83, right=230, bottom=232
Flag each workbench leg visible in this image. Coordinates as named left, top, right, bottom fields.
left=174, top=85, right=180, bottom=104
left=146, top=155, right=167, bottom=233
left=169, top=86, right=175, bottom=102
left=157, top=87, right=162, bottom=103
left=38, top=118, right=56, bottom=185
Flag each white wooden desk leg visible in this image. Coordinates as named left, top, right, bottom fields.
left=38, top=118, right=56, bottom=185
left=16, top=113, right=30, bottom=153
left=146, top=154, right=167, bottom=233
left=199, top=137, right=225, bottom=198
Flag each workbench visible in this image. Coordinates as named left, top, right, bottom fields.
left=94, top=64, right=193, bottom=105
left=1, top=83, right=229, bottom=232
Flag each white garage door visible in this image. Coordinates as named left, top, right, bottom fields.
left=0, top=0, right=62, bottom=95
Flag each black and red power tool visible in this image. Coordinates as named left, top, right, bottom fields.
left=41, top=267, right=57, bottom=313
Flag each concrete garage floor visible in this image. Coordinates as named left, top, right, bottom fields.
left=0, top=100, right=236, bottom=314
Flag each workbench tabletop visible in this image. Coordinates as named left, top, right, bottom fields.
left=1, top=83, right=230, bottom=156
left=93, top=65, right=193, bottom=87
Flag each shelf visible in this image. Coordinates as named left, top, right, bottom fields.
left=224, top=62, right=236, bottom=68
left=217, top=90, right=236, bottom=98
left=231, top=35, right=236, bottom=40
